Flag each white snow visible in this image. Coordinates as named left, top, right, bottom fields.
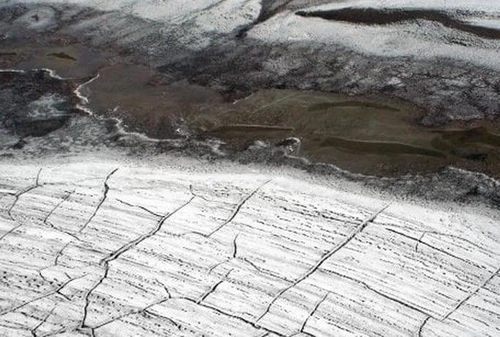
left=467, top=18, right=500, bottom=30
left=307, top=0, right=500, bottom=12
left=249, top=11, right=500, bottom=70
left=4, top=0, right=500, bottom=68
left=0, top=152, right=498, bottom=336
left=1, top=0, right=262, bottom=34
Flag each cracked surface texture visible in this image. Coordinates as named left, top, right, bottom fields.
left=0, top=154, right=499, bottom=337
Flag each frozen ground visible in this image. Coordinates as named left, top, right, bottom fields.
left=1, top=1, right=500, bottom=123
left=4, top=0, right=499, bottom=67
left=250, top=2, right=500, bottom=70
left=1, top=3, right=500, bottom=334
left=309, top=0, right=500, bottom=12
left=0, top=153, right=499, bottom=337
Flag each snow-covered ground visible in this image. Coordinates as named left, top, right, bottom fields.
left=308, top=0, right=500, bottom=12
left=0, top=153, right=498, bottom=336
left=249, top=1, right=500, bottom=70
left=2, top=0, right=500, bottom=123
left=5, top=0, right=500, bottom=56
left=1, top=0, right=262, bottom=47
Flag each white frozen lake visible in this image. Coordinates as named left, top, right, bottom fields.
left=0, top=153, right=498, bottom=336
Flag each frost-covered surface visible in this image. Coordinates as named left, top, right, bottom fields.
left=467, top=18, right=500, bottom=30
left=309, top=0, right=500, bottom=12
left=1, top=0, right=261, bottom=23
left=0, top=153, right=499, bottom=336
left=2, top=1, right=500, bottom=123
left=0, top=0, right=262, bottom=49
left=4, top=0, right=499, bottom=68
left=250, top=3, right=500, bottom=71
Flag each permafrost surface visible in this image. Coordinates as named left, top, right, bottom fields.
left=0, top=155, right=499, bottom=337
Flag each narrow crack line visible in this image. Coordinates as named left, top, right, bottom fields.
left=256, top=285, right=291, bottom=322
left=0, top=274, right=85, bottom=316
left=443, top=266, right=500, bottom=320
left=239, top=257, right=262, bottom=272
left=56, top=290, right=71, bottom=302
left=324, top=269, right=434, bottom=318
left=417, top=316, right=431, bottom=337
left=45, top=215, right=81, bottom=242
left=62, top=230, right=81, bottom=242
left=189, top=184, right=212, bottom=202
left=177, top=230, right=226, bottom=244
left=238, top=257, right=272, bottom=277
left=301, top=332, right=315, bottom=337
left=44, top=190, right=75, bottom=226
left=256, top=204, right=390, bottom=322
left=416, top=230, right=487, bottom=254
left=92, top=296, right=171, bottom=330
left=198, top=269, right=233, bottom=304
left=300, top=293, right=330, bottom=333
left=237, top=256, right=293, bottom=283
left=115, top=198, right=163, bottom=218
left=142, top=310, right=181, bottom=330
left=386, top=228, right=481, bottom=268
left=155, top=279, right=172, bottom=299
left=38, top=270, right=49, bottom=284
left=416, top=232, right=426, bottom=252
left=82, top=197, right=194, bottom=329
left=100, top=196, right=195, bottom=265
left=232, top=234, right=239, bottom=258
left=208, top=258, right=230, bottom=274
left=167, top=230, right=227, bottom=251
left=208, top=179, right=272, bottom=237
left=54, top=241, right=73, bottom=266
left=79, top=168, right=119, bottom=233
left=122, top=279, right=150, bottom=294
left=209, top=233, right=240, bottom=274
left=0, top=223, right=23, bottom=242
left=177, top=297, right=286, bottom=337
left=7, top=168, right=43, bottom=220
left=31, top=307, right=56, bottom=337
left=35, top=168, right=42, bottom=186
left=81, top=269, right=109, bottom=328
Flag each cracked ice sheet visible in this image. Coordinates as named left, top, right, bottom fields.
left=0, top=153, right=499, bottom=337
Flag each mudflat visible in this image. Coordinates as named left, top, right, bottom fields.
left=2, top=43, right=500, bottom=178
left=83, top=63, right=500, bottom=178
